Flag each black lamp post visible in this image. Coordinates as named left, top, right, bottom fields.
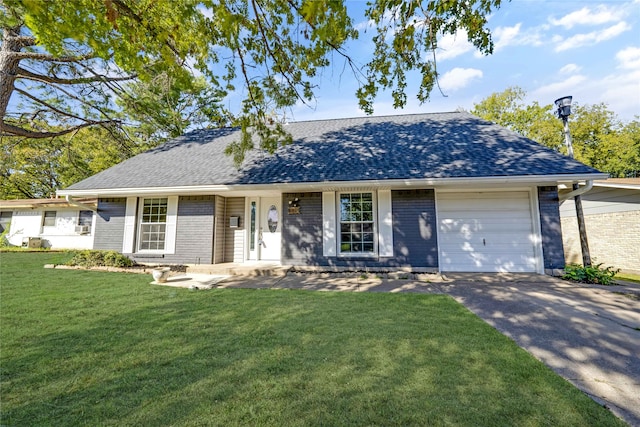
left=555, top=96, right=592, bottom=267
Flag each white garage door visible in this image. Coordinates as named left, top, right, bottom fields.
left=437, top=191, right=538, bottom=272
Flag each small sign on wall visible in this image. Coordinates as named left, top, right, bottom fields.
left=288, top=206, right=300, bottom=215
left=229, top=216, right=240, bottom=228
left=288, top=197, right=300, bottom=215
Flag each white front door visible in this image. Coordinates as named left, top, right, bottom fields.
left=248, top=197, right=282, bottom=261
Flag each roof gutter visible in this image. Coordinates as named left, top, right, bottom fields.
left=65, top=195, right=97, bottom=212
left=559, top=180, right=594, bottom=202
left=57, top=173, right=608, bottom=198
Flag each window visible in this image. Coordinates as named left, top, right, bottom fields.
left=339, top=192, right=375, bottom=254
left=78, top=210, right=93, bottom=227
left=43, top=211, right=56, bottom=227
left=0, top=212, right=11, bottom=233
left=139, top=198, right=167, bottom=251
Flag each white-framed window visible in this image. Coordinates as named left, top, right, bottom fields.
left=0, top=211, right=12, bottom=233
left=339, top=192, right=375, bottom=254
left=138, top=198, right=168, bottom=251
left=42, top=211, right=56, bottom=227
left=78, top=210, right=93, bottom=227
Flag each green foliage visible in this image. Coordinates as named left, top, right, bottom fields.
left=563, top=263, right=619, bottom=285
left=472, top=87, right=640, bottom=177
left=0, top=127, right=131, bottom=198
left=3, top=0, right=506, bottom=171
left=66, top=250, right=133, bottom=268
left=0, top=223, right=11, bottom=247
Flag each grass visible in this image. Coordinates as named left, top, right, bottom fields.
left=1, top=253, right=625, bottom=426
left=616, top=272, right=640, bottom=284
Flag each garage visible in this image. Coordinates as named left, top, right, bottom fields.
left=437, top=191, right=539, bottom=273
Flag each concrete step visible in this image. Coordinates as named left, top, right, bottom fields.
left=186, top=263, right=291, bottom=277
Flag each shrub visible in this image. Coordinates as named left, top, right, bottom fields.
left=563, top=263, right=619, bottom=285
left=0, top=225, right=10, bottom=248
left=67, top=250, right=133, bottom=268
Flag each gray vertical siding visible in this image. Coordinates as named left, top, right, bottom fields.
left=391, top=189, right=438, bottom=267
left=282, top=190, right=438, bottom=269
left=538, top=186, right=566, bottom=270
left=94, top=198, right=126, bottom=251
left=282, top=192, right=323, bottom=264
left=224, top=197, right=245, bottom=263
left=213, top=195, right=226, bottom=264
left=162, top=196, right=215, bottom=265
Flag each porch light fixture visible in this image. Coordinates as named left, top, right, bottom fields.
left=288, top=197, right=300, bottom=208
left=554, top=95, right=572, bottom=118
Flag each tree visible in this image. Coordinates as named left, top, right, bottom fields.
left=2, top=0, right=503, bottom=166
left=472, top=87, right=640, bottom=177
left=0, top=127, right=131, bottom=199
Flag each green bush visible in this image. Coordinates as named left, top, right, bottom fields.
left=0, top=223, right=12, bottom=248
left=563, top=263, right=619, bottom=285
left=66, top=250, right=133, bottom=268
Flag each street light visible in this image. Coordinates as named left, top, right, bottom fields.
left=555, top=95, right=591, bottom=267
left=555, top=96, right=574, bottom=157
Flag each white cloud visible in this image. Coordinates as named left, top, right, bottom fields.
left=554, top=21, right=631, bottom=52
left=530, top=75, right=588, bottom=103
left=439, top=68, right=483, bottom=92
left=436, top=30, right=474, bottom=61
left=616, top=46, right=640, bottom=69
left=493, top=23, right=521, bottom=50
left=549, top=6, right=623, bottom=29
left=492, top=23, right=544, bottom=51
left=559, top=64, right=582, bottom=74
left=530, top=48, right=640, bottom=120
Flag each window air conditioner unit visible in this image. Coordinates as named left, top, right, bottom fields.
left=75, top=225, right=90, bottom=234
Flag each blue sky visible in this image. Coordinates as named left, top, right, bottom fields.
left=288, top=0, right=640, bottom=123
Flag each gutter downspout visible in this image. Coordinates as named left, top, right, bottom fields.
left=65, top=195, right=97, bottom=212
left=559, top=180, right=594, bottom=202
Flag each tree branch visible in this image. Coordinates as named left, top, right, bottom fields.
left=0, top=119, right=114, bottom=139
left=15, top=87, right=102, bottom=124
left=17, top=66, right=136, bottom=85
left=12, top=51, right=95, bottom=62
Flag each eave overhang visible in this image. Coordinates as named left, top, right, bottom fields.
left=57, top=173, right=608, bottom=198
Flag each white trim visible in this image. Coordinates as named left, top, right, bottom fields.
left=122, top=197, right=137, bottom=253
left=322, top=192, right=336, bottom=257
left=164, top=196, right=179, bottom=254
left=377, top=189, right=393, bottom=257
left=57, top=173, right=608, bottom=197
left=528, top=188, right=545, bottom=274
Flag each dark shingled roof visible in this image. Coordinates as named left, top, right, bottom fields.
left=65, top=111, right=602, bottom=191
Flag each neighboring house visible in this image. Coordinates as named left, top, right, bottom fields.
left=0, top=198, right=97, bottom=249
left=560, top=178, right=640, bottom=274
left=57, top=112, right=606, bottom=274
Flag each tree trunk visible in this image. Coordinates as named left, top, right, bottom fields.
left=0, top=27, right=34, bottom=129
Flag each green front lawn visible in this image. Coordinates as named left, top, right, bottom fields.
left=0, top=252, right=624, bottom=426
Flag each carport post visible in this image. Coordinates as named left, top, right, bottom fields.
left=555, top=96, right=592, bottom=267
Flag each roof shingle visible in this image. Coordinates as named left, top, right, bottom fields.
left=65, top=112, right=602, bottom=191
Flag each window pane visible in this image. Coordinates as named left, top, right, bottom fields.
left=78, top=211, right=93, bottom=227
left=43, top=211, right=56, bottom=227
left=339, top=192, right=375, bottom=254
left=0, top=212, right=12, bottom=233
left=139, top=198, right=167, bottom=251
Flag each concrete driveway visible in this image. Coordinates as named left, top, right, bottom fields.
left=214, top=272, right=640, bottom=426
left=436, top=275, right=640, bottom=427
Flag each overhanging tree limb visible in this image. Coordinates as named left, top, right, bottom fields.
left=17, top=66, right=136, bottom=86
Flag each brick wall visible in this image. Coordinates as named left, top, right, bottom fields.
left=538, top=187, right=566, bottom=270
left=561, top=210, right=640, bottom=274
